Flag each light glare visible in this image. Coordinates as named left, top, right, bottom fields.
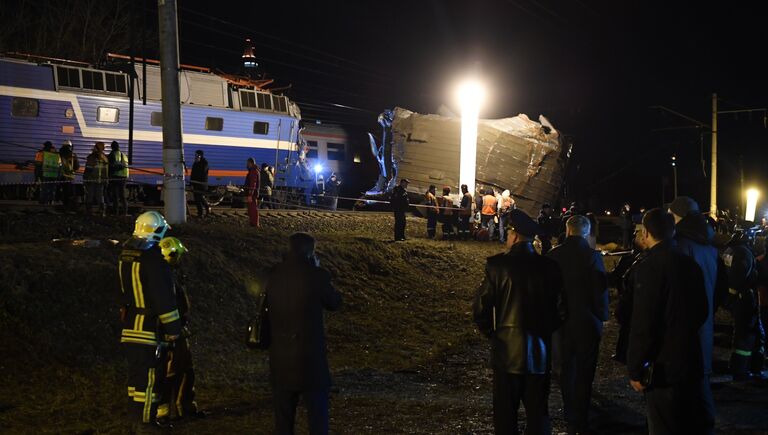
left=457, top=79, right=485, bottom=195
left=745, top=188, right=760, bottom=222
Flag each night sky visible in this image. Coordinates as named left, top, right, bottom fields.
left=54, top=1, right=768, bottom=211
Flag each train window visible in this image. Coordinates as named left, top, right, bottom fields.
left=205, top=117, right=223, bottom=131
left=306, top=140, right=318, bottom=159
left=150, top=111, right=163, bottom=127
left=253, top=121, right=269, bottom=135
left=82, top=70, right=104, bottom=91
left=256, top=93, right=272, bottom=110
left=327, top=142, right=346, bottom=161
left=11, top=97, right=39, bottom=117
left=240, top=91, right=257, bottom=108
left=56, top=66, right=81, bottom=88
left=97, top=106, right=120, bottom=123
left=272, top=95, right=287, bottom=113
left=105, top=72, right=127, bottom=93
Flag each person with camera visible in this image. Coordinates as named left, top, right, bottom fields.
left=265, top=233, right=342, bottom=434
left=627, top=208, right=712, bottom=434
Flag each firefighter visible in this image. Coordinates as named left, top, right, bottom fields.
left=156, top=237, right=206, bottom=421
left=118, top=211, right=181, bottom=430
left=439, top=186, right=456, bottom=240
left=722, top=228, right=766, bottom=380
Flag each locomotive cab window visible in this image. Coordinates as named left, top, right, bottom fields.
left=97, top=106, right=120, bottom=123
left=105, top=72, right=127, bottom=93
left=56, top=66, right=81, bottom=88
left=253, top=121, right=269, bottom=135
left=82, top=70, right=104, bottom=91
left=11, top=97, right=39, bottom=117
left=205, top=117, right=224, bottom=131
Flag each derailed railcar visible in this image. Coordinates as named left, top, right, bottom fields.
left=366, top=107, right=570, bottom=216
left=0, top=54, right=309, bottom=198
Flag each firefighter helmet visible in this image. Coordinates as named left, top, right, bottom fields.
left=133, top=211, right=170, bottom=242
left=159, top=237, right=187, bottom=266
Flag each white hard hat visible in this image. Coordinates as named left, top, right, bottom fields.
left=133, top=211, right=170, bottom=242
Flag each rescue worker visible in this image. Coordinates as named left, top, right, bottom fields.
left=156, top=237, right=206, bottom=422
left=35, top=141, right=61, bottom=204
left=497, top=190, right=513, bottom=244
left=190, top=150, right=211, bottom=218
left=481, top=189, right=498, bottom=241
left=108, top=141, right=129, bottom=216
left=84, top=142, right=108, bottom=216
left=324, top=172, right=340, bottom=211
left=424, top=185, right=439, bottom=239
left=439, top=186, right=455, bottom=240
left=722, top=227, right=766, bottom=380
left=260, top=163, right=275, bottom=210
left=118, top=211, right=180, bottom=431
left=391, top=178, right=410, bottom=241
left=59, top=140, right=80, bottom=211
left=458, top=184, right=473, bottom=240
left=245, top=157, right=260, bottom=227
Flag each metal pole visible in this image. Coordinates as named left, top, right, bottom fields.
left=673, top=164, right=678, bottom=198
left=710, top=93, right=717, bottom=217
left=157, top=0, right=186, bottom=224
left=273, top=118, right=282, bottom=175
left=142, top=0, right=147, bottom=105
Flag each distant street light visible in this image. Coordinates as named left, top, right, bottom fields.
left=457, top=78, right=485, bottom=194
left=745, top=188, right=760, bottom=222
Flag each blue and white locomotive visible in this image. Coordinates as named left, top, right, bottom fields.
left=0, top=54, right=313, bottom=197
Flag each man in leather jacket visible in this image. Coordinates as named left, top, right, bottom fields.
left=473, top=209, right=565, bottom=434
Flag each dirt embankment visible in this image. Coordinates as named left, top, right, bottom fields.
left=1, top=208, right=767, bottom=434
left=0, top=209, right=500, bottom=433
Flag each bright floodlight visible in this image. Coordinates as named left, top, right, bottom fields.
left=745, top=188, right=760, bottom=222
left=457, top=79, right=485, bottom=194
left=314, top=164, right=323, bottom=174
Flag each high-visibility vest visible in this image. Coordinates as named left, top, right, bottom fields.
left=482, top=195, right=497, bottom=215
left=112, top=151, right=129, bottom=178
left=42, top=151, right=60, bottom=178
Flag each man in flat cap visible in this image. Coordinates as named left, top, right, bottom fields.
left=473, top=209, right=566, bottom=434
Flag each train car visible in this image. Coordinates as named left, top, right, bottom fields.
left=0, top=54, right=309, bottom=199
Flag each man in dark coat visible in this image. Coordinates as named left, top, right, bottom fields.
left=669, top=196, right=722, bottom=419
left=628, top=208, right=712, bottom=434
left=547, top=215, right=608, bottom=435
left=473, top=209, right=565, bottom=434
left=537, top=203, right=557, bottom=254
left=391, top=178, right=410, bottom=241
left=266, top=233, right=342, bottom=435
left=190, top=150, right=211, bottom=217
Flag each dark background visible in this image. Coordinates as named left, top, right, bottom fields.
left=2, top=0, right=766, bottom=212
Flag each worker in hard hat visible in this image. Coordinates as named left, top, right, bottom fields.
left=156, top=237, right=206, bottom=422
left=118, top=211, right=180, bottom=430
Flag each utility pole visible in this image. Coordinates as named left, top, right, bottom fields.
left=157, top=0, right=186, bottom=224
left=710, top=93, right=717, bottom=218
left=671, top=155, right=678, bottom=198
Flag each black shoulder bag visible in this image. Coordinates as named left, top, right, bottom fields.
left=246, top=291, right=270, bottom=350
